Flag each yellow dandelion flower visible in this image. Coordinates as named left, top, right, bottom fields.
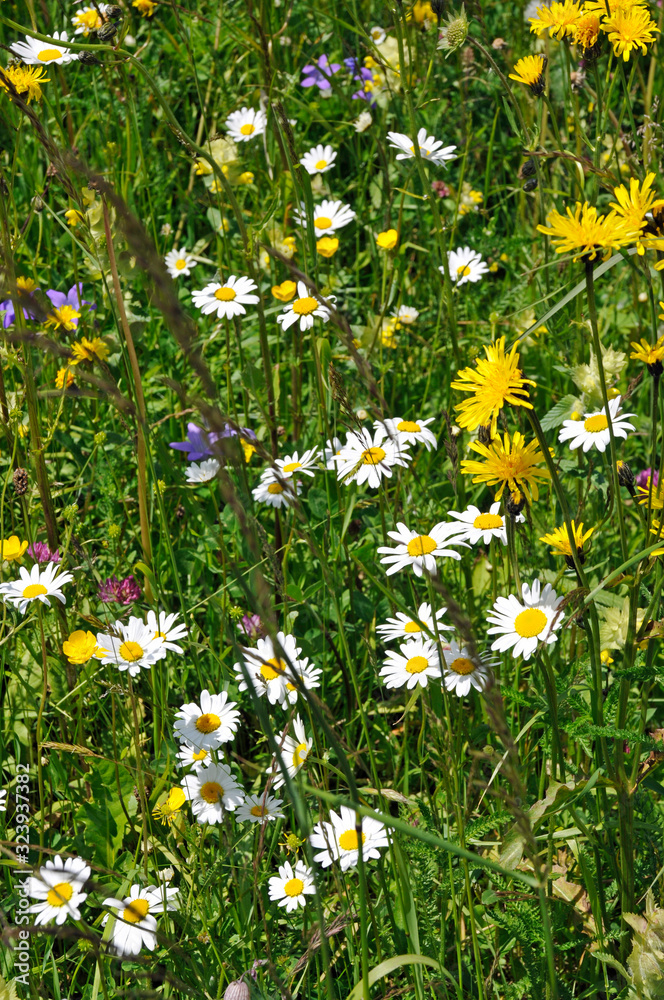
left=0, top=64, right=50, bottom=103
left=460, top=430, right=551, bottom=503
left=376, top=229, right=398, bottom=250
left=602, top=6, right=659, bottom=60
left=529, top=0, right=583, bottom=39
left=586, top=0, right=647, bottom=13
left=610, top=173, right=664, bottom=247
left=451, top=336, right=535, bottom=437
left=45, top=304, right=81, bottom=332
left=316, top=236, right=339, bottom=258
left=637, top=481, right=664, bottom=508
left=16, top=276, right=37, bottom=293
left=539, top=520, right=595, bottom=558
left=630, top=336, right=664, bottom=375
left=509, top=55, right=547, bottom=94
left=132, top=0, right=157, bottom=16
left=55, top=368, right=75, bottom=389
left=70, top=337, right=110, bottom=365
left=537, top=201, right=638, bottom=260
left=62, top=630, right=100, bottom=665
left=271, top=280, right=297, bottom=302
left=152, top=786, right=186, bottom=826
left=0, top=536, right=28, bottom=562
left=572, top=9, right=601, bottom=48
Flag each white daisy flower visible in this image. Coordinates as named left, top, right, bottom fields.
left=444, top=502, right=523, bottom=546
left=486, top=579, right=564, bottom=661
left=234, top=632, right=321, bottom=708
left=71, top=6, right=103, bottom=34
left=558, top=396, right=635, bottom=454
left=0, top=563, right=74, bottom=615
left=379, top=637, right=441, bottom=690
left=27, top=856, right=90, bottom=926
left=393, top=304, right=419, bottom=324
left=174, top=689, right=241, bottom=750
left=443, top=247, right=490, bottom=286
left=310, top=805, right=389, bottom=871
left=294, top=199, right=355, bottom=236
left=146, top=610, right=187, bottom=654
left=271, top=715, right=312, bottom=788
left=274, top=448, right=319, bottom=479
left=102, top=883, right=179, bottom=957
left=377, top=521, right=468, bottom=577
left=175, top=741, right=211, bottom=772
left=95, top=617, right=167, bottom=676
left=191, top=275, right=259, bottom=320
left=225, top=106, right=267, bottom=142
left=164, top=248, right=197, bottom=279
left=369, top=26, right=386, bottom=43
left=300, top=143, right=337, bottom=175
left=376, top=416, right=437, bottom=452
left=0, top=789, right=6, bottom=811
left=442, top=641, right=490, bottom=697
left=276, top=280, right=333, bottom=332
left=376, top=602, right=452, bottom=643
left=252, top=469, right=302, bottom=508
left=236, top=792, right=284, bottom=823
left=182, top=762, right=244, bottom=823
left=386, top=128, right=457, bottom=166
left=268, top=861, right=315, bottom=912
left=10, top=31, right=78, bottom=65
left=335, top=428, right=411, bottom=489
left=186, top=458, right=220, bottom=483
left=320, top=436, right=343, bottom=469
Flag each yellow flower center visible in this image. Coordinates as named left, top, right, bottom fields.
left=200, top=781, right=224, bottom=803
left=260, top=657, right=286, bottom=680
left=250, top=804, right=267, bottom=817
left=215, top=286, right=236, bottom=301
left=267, top=482, right=284, bottom=494
left=240, top=123, right=255, bottom=135
left=46, top=882, right=74, bottom=907
left=406, top=655, right=429, bottom=674
left=404, top=621, right=422, bottom=633
left=449, top=657, right=475, bottom=676
left=282, top=461, right=301, bottom=473
left=175, top=258, right=187, bottom=270
left=457, top=264, right=471, bottom=278
left=473, top=513, right=503, bottom=530
left=38, top=48, right=62, bottom=61
left=315, top=159, right=328, bottom=170
left=361, top=446, right=386, bottom=465
left=406, top=534, right=437, bottom=557
left=292, top=741, right=309, bottom=767
left=153, top=630, right=167, bottom=640
left=284, top=877, right=304, bottom=897
left=514, top=607, right=547, bottom=638
left=338, top=829, right=366, bottom=851
left=49, top=305, right=81, bottom=330
left=293, top=296, right=318, bottom=315
left=192, top=748, right=208, bottom=762
left=123, top=898, right=150, bottom=924
left=196, top=712, right=221, bottom=733
left=119, top=641, right=144, bottom=663
left=22, top=583, right=47, bottom=599
left=75, top=9, right=100, bottom=29
left=584, top=414, right=608, bottom=433
left=397, top=420, right=421, bottom=433
left=314, top=215, right=333, bottom=229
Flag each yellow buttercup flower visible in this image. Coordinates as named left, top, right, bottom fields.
left=152, top=786, right=186, bottom=825
left=602, top=6, right=659, bottom=61
left=0, top=64, right=49, bottom=103
left=62, top=630, right=100, bottom=665
left=529, top=0, right=582, bottom=39
left=509, top=55, right=546, bottom=95
left=316, top=236, right=339, bottom=258
left=460, top=430, right=551, bottom=503
left=271, top=280, right=297, bottom=302
left=451, top=336, right=535, bottom=437
left=539, top=520, right=595, bottom=558
left=70, top=337, right=110, bottom=365
left=376, top=229, right=398, bottom=250
left=0, top=536, right=28, bottom=562
left=537, top=202, right=638, bottom=260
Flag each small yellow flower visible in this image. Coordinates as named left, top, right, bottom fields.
left=376, top=229, right=398, bottom=250
left=238, top=171, right=254, bottom=184
left=407, top=1, right=438, bottom=25
left=272, top=280, right=297, bottom=302
left=600, top=649, right=614, bottom=665
left=381, top=318, right=399, bottom=349
left=70, top=337, right=110, bottom=365
left=316, top=236, right=339, bottom=258
left=241, top=439, right=256, bottom=463
left=152, top=786, right=186, bottom=826
left=539, top=520, right=595, bottom=559
left=610, top=173, right=664, bottom=249
left=132, top=0, right=157, bottom=15
left=281, top=831, right=306, bottom=854
left=509, top=55, right=547, bottom=96
left=195, top=159, right=213, bottom=176
left=630, top=336, right=664, bottom=374
left=65, top=209, right=84, bottom=227
left=637, top=481, right=664, bottom=509
left=489, top=262, right=499, bottom=273
left=55, top=368, right=75, bottom=389
left=0, top=536, right=28, bottom=562
left=16, top=276, right=37, bottom=293
left=63, top=630, right=100, bottom=665
left=46, top=305, right=81, bottom=332
left=280, top=236, right=297, bottom=258
left=0, top=64, right=50, bottom=103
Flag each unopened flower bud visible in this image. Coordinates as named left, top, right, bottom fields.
left=97, top=21, right=117, bottom=40
left=224, top=981, right=250, bottom=1000
left=477, top=424, right=493, bottom=445
left=506, top=489, right=526, bottom=517
left=617, top=460, right=635, bottom=488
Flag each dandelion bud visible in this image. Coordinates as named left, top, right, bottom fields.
left=31, top=195, right=44, bottom=212
left=617, top=460, right=635, bottom=488
left=519, top=158, right=537, bottom=180
left=97, top=21, right=118, bottom=40
left=13, top=467, right=28, bottom=496
left=523, top=177, right=538, bottom=192
left=477, top=424, right=493, bottom=445
left=105, top=4, right=123, bottom=19
left=224, top=981, right=250, bottom=1000
left=79, top=51, right=101, bottom=65
left=505, top=489, right=526, bottom=517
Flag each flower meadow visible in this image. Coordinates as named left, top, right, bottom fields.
left=6, top=0, right=664, bottom=998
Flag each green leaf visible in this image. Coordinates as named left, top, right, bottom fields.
left=308, top=487, right=330, bottom=520
left=352, top=590, right=374, bottom=622
left=540, top=394, right=578, bottom=431
left=345, top=955, right=441, bottom=1000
